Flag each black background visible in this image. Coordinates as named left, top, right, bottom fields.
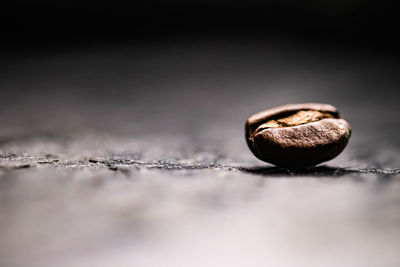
left=1, top=0, right=399, bottom=149
left=1, top=0, right=398, bottom=49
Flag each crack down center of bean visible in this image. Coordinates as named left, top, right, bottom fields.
left=255, top=110, right=334, bottom=132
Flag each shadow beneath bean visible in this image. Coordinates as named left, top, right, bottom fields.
left=239, top=165, right=400, bottom=178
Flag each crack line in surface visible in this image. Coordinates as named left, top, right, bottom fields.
left=0, top=153, right=399, bottom=176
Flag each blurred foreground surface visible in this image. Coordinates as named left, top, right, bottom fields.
left=1, top=37, right=400, bottom=266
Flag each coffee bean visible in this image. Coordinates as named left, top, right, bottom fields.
left=245, top=103, right=351, bottom=168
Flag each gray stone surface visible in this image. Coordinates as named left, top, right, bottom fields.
left=1, top=39, right=400, bottom=266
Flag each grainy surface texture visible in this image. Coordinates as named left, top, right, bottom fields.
left=1, top=38, right=400, bottom=267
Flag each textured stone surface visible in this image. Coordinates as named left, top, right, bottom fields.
left=1, top=39, right=400, bottom=266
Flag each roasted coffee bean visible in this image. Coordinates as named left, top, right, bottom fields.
left=245, top=103, right=351, bottom=168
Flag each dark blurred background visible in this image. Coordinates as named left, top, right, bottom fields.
left=1, top=0, right=398, bottom=48
left=1, top=0, right=399, bottom=162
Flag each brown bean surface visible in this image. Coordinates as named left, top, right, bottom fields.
left=245, top=103, right=351, bottom=168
